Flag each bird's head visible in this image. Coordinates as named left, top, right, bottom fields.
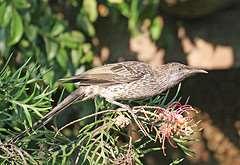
left=160, top=62, right=207, bottom=85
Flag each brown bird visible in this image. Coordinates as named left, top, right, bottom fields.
left=10, top=61, right=207, bottom=142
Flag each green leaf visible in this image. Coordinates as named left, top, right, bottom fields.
left=44, top=38, right=58, bottom=61
left=57, top=48, right=68, bottom=70
left=80, top=53, right=93, bottom=64
left=108, top=0, right=123, bottom=3
left=71, top=31, right=85, bottom=43
left=0, top=3, right=12, bottom=27
left=129, top=0, right=139, bottom=35
left=83, top=0, right=98, bottom=22
left=13, top=0, right=31, bottom=9
left=170, top=158, right=184, bottom=165
left=20, top=39, right=30, bottom=48
left=71, top=49, right=82, bottom=67
left=51, top=22, right=65, bottom=37
left=7, top=10, right=24, bottom=46
left=42, top=70, right=54, bottom=84
left=0, top=51, right=14, bottom=76
left=77, top=13, right=95, bottom=36
left=25, top=24, right=38, bottom=41
left=117, top=2, right=130, bottom=17
left=58, top=33, right=77, bottom=48
left=0, top=2, right=6, bottom=26
left=23, top=107, right=32, bottom=127
left=58, top=31, right=85, bottom=49
left=150, top=17, right=163, bottom=40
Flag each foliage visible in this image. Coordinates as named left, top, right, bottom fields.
left=0, top=0, right=198, bottom=164
left=0, top=55, right=54, bottom=136
left=0, top=57, right=199, bottom=164
left=107, top=0, right=162, bottom=38
left=0, top=0, right=95, bottom=84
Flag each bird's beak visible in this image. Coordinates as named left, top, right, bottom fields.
left=188, top=67, right=208, bottom=74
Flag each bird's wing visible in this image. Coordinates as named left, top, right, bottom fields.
left=59, top=61, right=149, bottom=85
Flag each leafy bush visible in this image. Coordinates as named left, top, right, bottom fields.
left=0, top=57, right=199, bottom=164
left=0, top=0, right=95, bottom=83
left=0, top=0, right=198, bottom=164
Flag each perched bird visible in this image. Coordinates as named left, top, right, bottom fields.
left=10, top=61, right=207, bottom=142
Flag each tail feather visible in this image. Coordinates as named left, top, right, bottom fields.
left=9, top=87, right=85, bottom=143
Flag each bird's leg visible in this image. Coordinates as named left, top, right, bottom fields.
left=104, top=97, right=131, bottom=110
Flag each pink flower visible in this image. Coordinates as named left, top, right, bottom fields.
left=153, top=102, right=197, bottom=156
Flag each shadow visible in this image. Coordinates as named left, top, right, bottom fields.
left=95, top=16, right=137, bottom=63
left=181, top=70, right=240, bottom=147
left=162, top=3, right=240, bottom=67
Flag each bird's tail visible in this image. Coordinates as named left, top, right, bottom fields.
left=9, top=87, right=86, bottom=143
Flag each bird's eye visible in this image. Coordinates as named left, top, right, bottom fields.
left=178, top=68, right=182, bottom=71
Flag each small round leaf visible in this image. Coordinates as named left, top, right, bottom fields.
left=7, top=10, right=24, bottom=46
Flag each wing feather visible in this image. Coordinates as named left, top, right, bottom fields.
left=59, top=61, right=150, bottom=86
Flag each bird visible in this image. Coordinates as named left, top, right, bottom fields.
left=9, top=61, right=207, bottom=142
